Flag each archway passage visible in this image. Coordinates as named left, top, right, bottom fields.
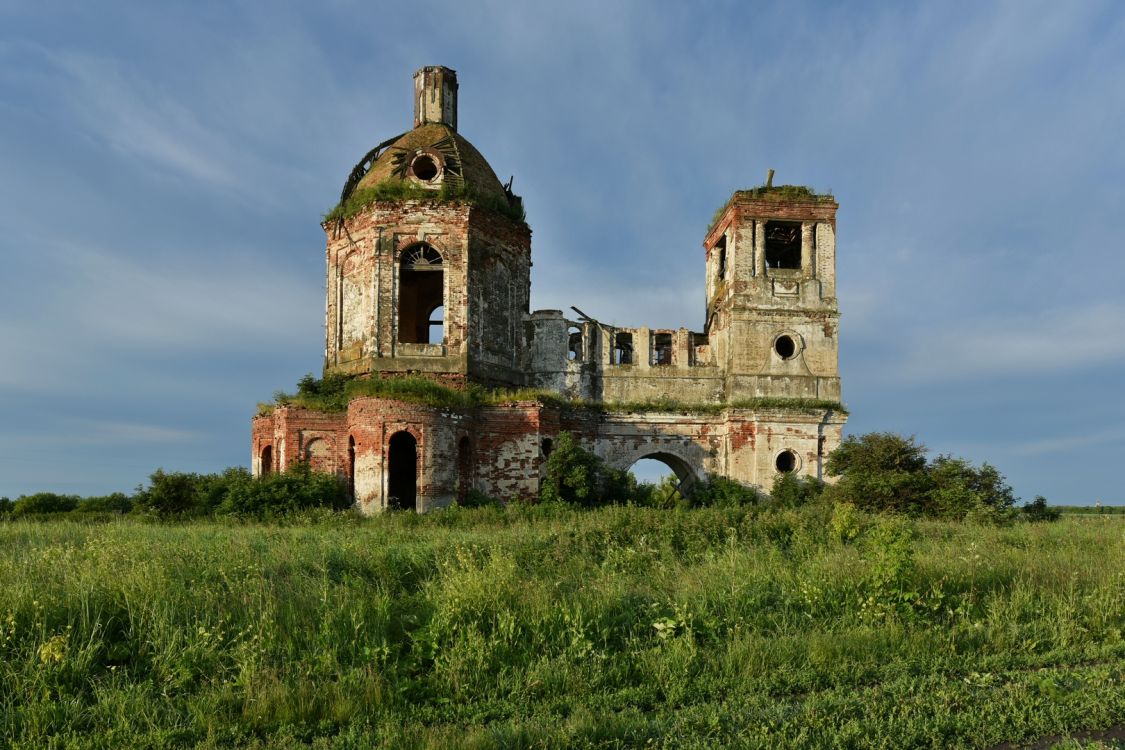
left=260, top=445, right=272, bottom=475
left=628, top=452, right=699, bottom=503
left=387, top=431, right=418, bottom=511
left=398, top=244, right=443, bottom=344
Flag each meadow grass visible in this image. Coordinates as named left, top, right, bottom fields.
left=0, top=505, right=1122, bottom=748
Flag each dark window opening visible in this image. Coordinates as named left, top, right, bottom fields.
left=775, top=334, right=796, bottom=359
left=348, top=436, right=356, bottom=498
left=427, top=305, right=444, bottom=345
left=457, top=436, right=471, bottom=502
left=387, top=431, right=418, bottom=511
left=765, top=221, right=801, bottom=269
left=715, top=235, right=727, bottom=279
left=260, top=445, right=272, bottom=476
left=776, top=450, right=797, bottom=473
left=652, top=333, right=672, bottom=366
left=567, top=326, right=582, bottom=362
left=410, top=153, right=439, bottom=182
left=398, top=244, right=444, bottom=344
left=613, top=332, right=633, bottom=365
left=541, top=438, right=554, bottom=458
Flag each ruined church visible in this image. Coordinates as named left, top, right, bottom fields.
left=251, top=66, right=847, bottom=512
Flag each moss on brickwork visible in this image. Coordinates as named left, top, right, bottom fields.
left=258, top=374, right=846, bottom=417
left=324, top=180, right=525, bottom=224
left=708, top=184, right=835, bottom=233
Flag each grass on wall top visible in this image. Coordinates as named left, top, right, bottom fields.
left=258, top=373, right=847, bottom=417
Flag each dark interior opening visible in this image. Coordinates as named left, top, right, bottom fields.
left=613, top=332, right=633, bottom=365
left=775, top=334, right=796, bottom=359
left=387, top=431, right=418, bottom=511
left=260, top=445, right=272, bottom=476
left=457, top=436, right=471, bottom=502
left=541, top=438, right=554, bottom=458
left=776, top=450, right=797, bottom=473
left=399, top=245, right=443, bottom=344
left=765, top=221, right=802, bottom=269
left=715, top=235, right=727, bottom=279
left=411, top=154, right=439, bottom=181
left=652, top=333, right=673, bottom=366
left=567, top=326, right=582, bottom=362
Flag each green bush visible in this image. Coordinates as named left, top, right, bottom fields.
left=218, top=462, right=350, bottom=518
left=1021, top=495, right=1062, bottom=522
left=11, top=492, right=80, bottom=515
left=927, top=455, right=1015, bottom=518
left=825, top=432, right=1023, bottom=520
left=76, top=492, right=133, bottom=514
left=691, top=475, right=762, bottom=507
left=0, top=497, right=11, bottom=515
left=133, top=470, right=203, bottom=516
left=769, top=472, right=825, bottom=507
left=540, top=432, right=636, bottom=507
left=825, top=433, right=933, bottom=514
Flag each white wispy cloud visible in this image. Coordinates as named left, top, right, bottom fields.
left=894, top=303, right=1125, bottom=382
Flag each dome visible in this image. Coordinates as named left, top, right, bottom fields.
left=349, top=122, right=509, bottom=203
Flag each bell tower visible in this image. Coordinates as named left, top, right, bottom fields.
left=322, top=66, right=530, bottom=387
left=703, top=183, right=841, bottom=402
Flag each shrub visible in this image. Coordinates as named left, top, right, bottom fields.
left=77, top=492, right=133, bottom=514
left=0, top=497, right=11, bottom=515
left=824, top=433, right=933, bottom=514
left=691, top=475, right=762, bottom=507
left=825, top=432, right=1023, bottom=520
left=133, top=470, right=202, bottom=516
left=927, top=455, right=1015, bottom=518
left=458, top=488, right=502, bottom=509
left=1020, top=495, right=1061, bottom=522
left=11, top=492, right=80, bottom=516
left=540, top=432, right=635, bottom=507
left=769, top=472, right=825, bottom=507
left=219, top=462, right=350, bottom=518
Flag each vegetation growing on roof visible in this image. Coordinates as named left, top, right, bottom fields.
left=258, top=374, right=846, bottom=416
left=324, top=179, right=526, bottom=225
left=708, top=183, right=835, bottom=234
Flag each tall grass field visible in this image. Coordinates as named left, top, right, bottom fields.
left=1, top=505, right=1122, bottom=748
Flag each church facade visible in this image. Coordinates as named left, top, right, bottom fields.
left=251, top=66, right=847, bottom=512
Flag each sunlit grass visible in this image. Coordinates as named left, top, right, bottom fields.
left=0, top=507, right=1121, bottom=748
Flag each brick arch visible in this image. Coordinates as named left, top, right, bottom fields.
left=604, top=443, right=708, bottom=492
left=395, top=238, right=449, bottom=262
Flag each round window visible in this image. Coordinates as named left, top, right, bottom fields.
left=774, top=334, right=797, bottom=360
left=410, top=153, right=440, bottom=182
left=775, top=450, right=798, bottom=473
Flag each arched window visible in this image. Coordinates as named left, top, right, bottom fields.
left=260, top=445, right=272, bottom=476
left=398, top=244, right=444, bottom=344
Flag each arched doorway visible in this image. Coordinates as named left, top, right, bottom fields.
left=387, top=431, right=418, bottom=511
left=260, top=445, right=272, bottom=475
left=627, top=452, right=699, bottom=504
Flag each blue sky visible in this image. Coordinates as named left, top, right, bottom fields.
left=1, top=1, right=1123, bottom=503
